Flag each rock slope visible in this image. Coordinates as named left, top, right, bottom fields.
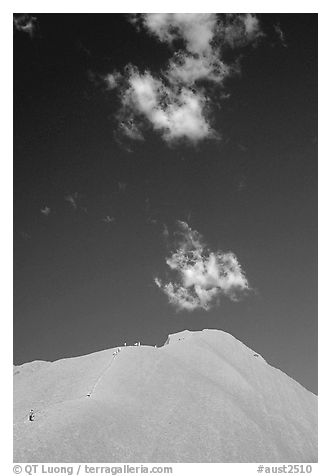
left=13, top=329, right=317, bottom=462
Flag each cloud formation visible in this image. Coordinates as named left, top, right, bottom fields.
left=155, top=221, right=249, bottom=311
left=14, top=14, right=38, bottom=37
left=65, top=193, right=79, bottom=211
left=40, top=206, right=51, bottom=217
left=65, top=192, right=88, bottom=213
left=106, top=14, right=263, bottom=145
left=220, top=13, right=264, bottom=48
left=102, top=215, right=115, bottom=224
left=117, top=67, right=213, bottom=144
left=274, top=23, right=287, bottom=48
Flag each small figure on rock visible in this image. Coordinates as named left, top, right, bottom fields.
left=29, top=409, right=35, bottom=421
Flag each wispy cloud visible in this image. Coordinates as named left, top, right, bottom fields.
left=65, top=193, right=79, bottom=211
left=40, top=206, right=51, bottom=217
left=14, top=14, right=38, bottom=37
left=162, top=223, right=169, bottom=240
left=104, top=72, right=122, bottom=90
left=102, top=215, right=115, bottom=224
left=65, top=192, right=87, bottom=213
left=274, top=23, right=287, bottom=48
left=155, top=221, right=249, bottom=311
left=105, top=14, right=263, bottom=146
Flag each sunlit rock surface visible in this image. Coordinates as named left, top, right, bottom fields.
left=14, top=329, right=317, bottom=462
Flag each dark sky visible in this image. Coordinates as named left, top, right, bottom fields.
left=14, top=14, right=317, bottom=394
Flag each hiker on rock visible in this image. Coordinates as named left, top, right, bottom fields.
left=29, top=409, right=35, bottom=421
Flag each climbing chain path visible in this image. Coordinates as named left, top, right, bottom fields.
left=22, top=343, right=151, bottom=421
left=86, top=347, right=123, bottom=398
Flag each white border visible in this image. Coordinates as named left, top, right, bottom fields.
left=3, top=2, right=328, bottom=474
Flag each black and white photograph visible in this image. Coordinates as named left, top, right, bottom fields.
left=11, top=6, right=320, bottom=469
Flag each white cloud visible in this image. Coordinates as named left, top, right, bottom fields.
left=155, top=278, right=205, bottom=311
left=14, top=14, right=38, bottom=37
left=140, top=13, right=218, bottom=55
left=243, top=14, right=262, bottom=41
left=221, top=14, right=263, bottom=48
left=155, top=221, right=249, bottom=311
left=107, top=14, right=263, bottom=145
left=118, top=68, right=213, bottom=144
left=166, top=52, right=230, bottom=85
